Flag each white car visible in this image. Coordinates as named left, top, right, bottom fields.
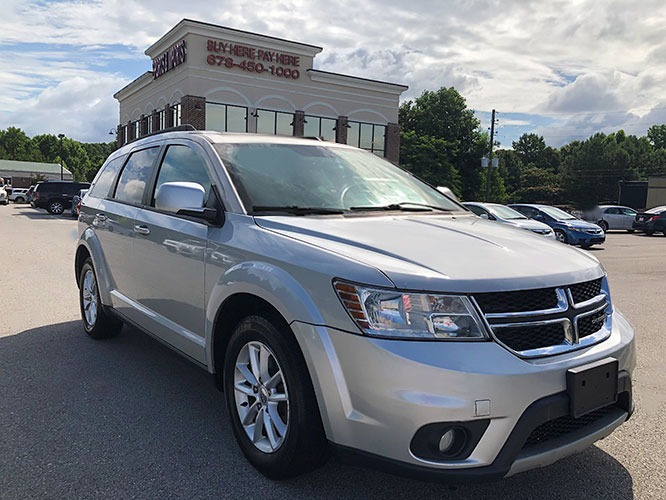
left=584, top=205, right=637, bottom=232
left=8, top=187, right=29, bottom=203
left=463, top=202, right=556, bottom=239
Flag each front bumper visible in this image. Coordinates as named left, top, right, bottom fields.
left=292, top=310, right=635, bottom=479
left=568, top=229, right=605, bottom=246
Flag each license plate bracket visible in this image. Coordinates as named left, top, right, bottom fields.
left=567, top=357, right=618, bottom=418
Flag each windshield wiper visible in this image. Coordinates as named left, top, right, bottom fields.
left=251, top=205, right=345, bottom=215
left=349, top=202, right=453, bottom=212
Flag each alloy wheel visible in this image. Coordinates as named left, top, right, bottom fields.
left=81, top=268, right=98, bottom=328
left=233, top=340, right=289, bottom=453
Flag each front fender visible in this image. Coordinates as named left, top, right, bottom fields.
left=77, top=227, right=115, bottom=307
left=205, top=260, right=333, bottom=369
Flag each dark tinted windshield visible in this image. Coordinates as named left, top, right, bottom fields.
left=213, top=143, right=463, bottom=213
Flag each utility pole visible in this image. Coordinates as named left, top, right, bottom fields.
left=58, top=133, right=65, bottom=180
left=485, top=109, right=496, bottom=202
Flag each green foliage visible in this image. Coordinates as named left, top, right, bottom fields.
left=399, top=87, right=486, bottom=201
left=647, top=124, right=666, bottom=149
left=0, top=128, right=117, bottom=182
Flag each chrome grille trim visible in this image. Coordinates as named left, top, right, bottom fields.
left=473, top=280, right=612, bottom=359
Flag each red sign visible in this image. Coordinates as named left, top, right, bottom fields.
left=206, top=39, right=301, bottom=80
left=153, top=39, right=187, bottom=79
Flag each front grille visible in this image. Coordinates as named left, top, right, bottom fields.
left=570, top=278, right=602, bottom=304
left=494, top=323, right=565, bottom=352
left=577, top=310, right=607, bottom=338
left=472, top=278, right=610, bottom=358
left=474, top=287, right=558, bottom=314
left=523, top=405, right=617, bottom=449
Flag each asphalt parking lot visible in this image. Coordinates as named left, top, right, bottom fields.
left=1, top=204, right=665, bottom=500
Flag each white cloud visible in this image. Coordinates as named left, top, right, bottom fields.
left=1, top=0, right=666, bottom=144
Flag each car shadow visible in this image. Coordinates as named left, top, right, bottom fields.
left=8, top=205, right=76, bottom=220
left=0, top=322, right=635, bottom=500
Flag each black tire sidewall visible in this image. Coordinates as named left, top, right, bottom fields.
left=223, top=315, right=327, bottom=479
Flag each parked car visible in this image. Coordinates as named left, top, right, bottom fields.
left=633, top=205, right=666, bottom=235
left=509, top=204, right=605, bottom=248
left=0, top=185, right=7, bottom=205
left=32, top=180, right=91, bottom=214
left=71, top=188, right=89, bottom=217
left=25, top=185, right=36, bottom=204
left=462, top=202, right=556, bottom=239
left=583, top=205, right=637, bottom=232
left=76, top=129, right=634, bottom=481
left=8, top=187, right=30, bottom=203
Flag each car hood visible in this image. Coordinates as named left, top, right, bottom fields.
left=254, top=214, right=603, bottom=293
left=555, top=219, right=602, bottom=230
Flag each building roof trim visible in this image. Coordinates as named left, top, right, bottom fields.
left=147, top=19, right=324, bottom=59
left=307, top=69, right=408, bottom=95
left=114, top=72, right=154, bottom=101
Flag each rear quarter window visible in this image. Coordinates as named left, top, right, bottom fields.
left=89, top=156, right=124, bottom=199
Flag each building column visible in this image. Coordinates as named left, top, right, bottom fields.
left=116, top=125, right=124, bottom=147
left=335, top=116, right=349, bottom=144
left=140, top=114, right=148, bottom=137
left=293, top=110, right=305, bottom=136
left=385, top=122, right=401, bottom=164
left=181, top=95, right=206, bottom=130
left=151, top=109, right=160, bottom=132
left=165, top=104, right=174, bottom=128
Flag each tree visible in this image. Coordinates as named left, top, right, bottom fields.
left=647, top=124, right=666, bottom=149
left=512, top=133, right=560, bottom=171
left=399, top=87, right=486, bottom=201
left=0, top=127, right=39, bottom=161
left=399, top=131, right=461, bottom=196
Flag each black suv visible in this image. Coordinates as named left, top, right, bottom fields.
left=32, top=181, right=91, bottom=214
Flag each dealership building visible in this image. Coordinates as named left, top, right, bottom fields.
left=114, top=19, right=408, bottom=162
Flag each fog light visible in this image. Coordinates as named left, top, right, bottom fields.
left=439, top=429, right=456, bottom=453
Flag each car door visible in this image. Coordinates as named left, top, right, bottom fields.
left=84, top=145, right=161, bottom=320
left=620, top=207, right=637, bottom=229
left=129, top=141, right=218, bottom=363
left=603, top=207, right=621, bottom=229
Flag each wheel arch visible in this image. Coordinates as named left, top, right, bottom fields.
left=75, top=230, right=115, bottom=306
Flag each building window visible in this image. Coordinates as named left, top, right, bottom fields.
left=256, top=109, right=294, bottom=136
left=206, top=102, right=248, bottom=132
left=133, top=120, right=141, bottom=139
left=172, top=103, right=181, bottom=126
left=156, top=109, right=165, bottom=131
left=347, top=121, right=386, bottom=156
left=146, top=116, right=153, bottom=135
left=303, top=115, right=336, bottom=142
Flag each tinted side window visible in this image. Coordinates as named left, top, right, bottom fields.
left=152, top=145, right=212, bottom=207
left=90, top=156, right=124, bottom=198
left=114, top=147, right=160, bottom=205
left=467, top=205, right=486, bottom=217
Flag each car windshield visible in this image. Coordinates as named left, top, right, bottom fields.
left=645, top=205, right=666, bottom=214
left=213, top=143, right=463, bottom=213
left=540, top=206, right=577, bottom=220
left=487, top=204, right=528, bottom=220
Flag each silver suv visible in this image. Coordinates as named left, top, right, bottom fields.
left=75, top=129, right=635, bottom=481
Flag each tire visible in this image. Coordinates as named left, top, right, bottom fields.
left=646, top=230, right=654, bottom=236
left=47, top=199, right=65, bottom=215
left=627, top=229, right=635, bottom=233
left=554, top=229, right=568, bottom=244
left=15, top=196, right=25, bottom=203
left=598, top=220, right=608, bottom=232
left=79, top=259, right=122, bottom=339
left=223, top=315, right=329, bottom=479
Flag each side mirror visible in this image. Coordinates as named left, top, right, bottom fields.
left=534, top=214, right=545, bottom=222
left=479, top=213, right=489, bottom=220
left=155, top=182, right=217, bottom=223
left=436, top=186, right=460, bottom=203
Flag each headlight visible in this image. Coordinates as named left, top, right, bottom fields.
left=334, top=281, right=489, bottom=340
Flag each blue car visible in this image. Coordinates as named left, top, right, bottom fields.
left=509, top=204, right=605, bottom=248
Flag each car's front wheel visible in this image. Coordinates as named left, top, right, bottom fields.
left=223, top=315, right=328, bottom=479
left=47, top=199, right=65, bottom=215
left=79, top=259, right=122, bottom=339
left=554, top=229, right=568, bottom=244
left=598, top=220, right=608, bottom=232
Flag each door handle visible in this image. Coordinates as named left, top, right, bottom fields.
left=133, top=225, right=150, bottom=235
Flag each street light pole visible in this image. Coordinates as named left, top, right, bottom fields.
left=58, top=134, right=65, bottom=180
left=485, top=109, right=496, bottom=202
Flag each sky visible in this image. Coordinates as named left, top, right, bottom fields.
left=2, top=0, right=666, bottom=149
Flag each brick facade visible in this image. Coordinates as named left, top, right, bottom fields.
left=384, top=122, right=401, bottom=164
left=335, top=116, right=349, bottom=144
left=181, top=95, right=206, bottom=130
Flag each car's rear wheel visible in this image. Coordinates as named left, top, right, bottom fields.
left=79, top=259, right=122, bottom=339
left=14, top=196, right=25, bottom=203
left=646, top=230, right=654, bottom=236
left=598, top=220, right=608, bottom=232
left=223, top=315, right=328, bottom=479
left=554, top=229, right=568, bottom=244
left=47, top=199, right=65, bottom=215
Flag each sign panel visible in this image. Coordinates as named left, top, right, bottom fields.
left=206, top=39, right=301, bottom=80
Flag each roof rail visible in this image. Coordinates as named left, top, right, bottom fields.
left=126, top=124, right=197, bottom=144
